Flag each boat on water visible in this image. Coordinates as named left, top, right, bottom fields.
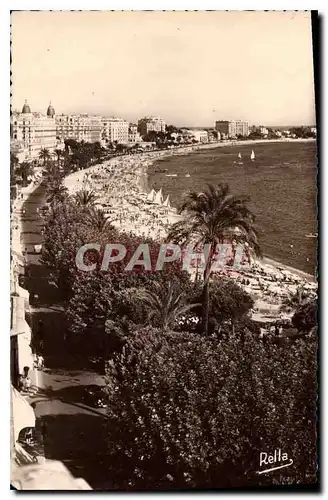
left=305, top=233, right=318, bottom=238
left=238, top=152, right=242, bottom=159
left=250, top=150, right=255, bottom=161
left=185, top=173, right=190, bottom=178
left=166, top=174, right=177, bottom=177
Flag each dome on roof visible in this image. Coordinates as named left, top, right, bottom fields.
left=47, top=101, right=55, bottom=117
left=22, top=100, right=31, bottom=114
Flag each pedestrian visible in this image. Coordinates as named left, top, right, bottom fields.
left=37, top=355, right=44, bottom=370
left=22, top=366, right=32, bottom=393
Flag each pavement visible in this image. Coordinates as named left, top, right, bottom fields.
left=20, top=184, right=113, bottom=490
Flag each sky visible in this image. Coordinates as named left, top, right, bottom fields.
left=11, top=11, right=316, bottom=127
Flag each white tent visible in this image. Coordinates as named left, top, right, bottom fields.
left=163, top=195, right=171, bottom=208
left=147, top=189, right=156, bottom=202
left=154, top=188, right=163, bottom=205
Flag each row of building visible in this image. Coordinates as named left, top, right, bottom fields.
left=12, top=101, right=313, bottom=162
left=11, top=101, right=167, bottom=161
left=214, top=121, right=272, bottom=138
left=214, top=121, right=317, bottom=139
left=215, top=120, right=250, bottom=138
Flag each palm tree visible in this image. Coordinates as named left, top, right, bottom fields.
left=73, top=189, right=97, bottom=207
left=10, top=153, right=19, bottom=179
left=14, top=161, right=34, bottom=184
left=138, top=281, right=200, bottom=331
left=167, top=183, right=261, bottom=335
left=39, top=148, right=51, bottom=166
left=86, top=207, right=115, bottom=232
left=46, top=183, right=68, bottom=205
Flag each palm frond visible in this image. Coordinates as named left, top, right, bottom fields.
left=137, top=281, right=199, bottom=330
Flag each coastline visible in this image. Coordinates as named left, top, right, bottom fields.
left=63, top=142, right=316, bottom=281
left=262, top=256, right=315, bottom=283
left=147, top=139, right=317, bottom=277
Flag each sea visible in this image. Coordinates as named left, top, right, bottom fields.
left=147, top=141, right=318, bottom=275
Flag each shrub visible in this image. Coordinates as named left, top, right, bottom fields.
left=191, top=278, right=254, bottom=334
left=292, top=299, right=317, bottom=333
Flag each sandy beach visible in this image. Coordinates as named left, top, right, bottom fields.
left=64, top=137, right=316, bottom=247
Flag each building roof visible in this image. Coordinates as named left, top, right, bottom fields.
left=21, top=100, right=31, bottom=114
left=47, top=101, right=55, bottom=117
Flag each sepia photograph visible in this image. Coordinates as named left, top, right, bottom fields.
left=10, top=10, right=318, bottom=490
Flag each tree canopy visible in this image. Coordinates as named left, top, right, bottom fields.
left=104, top=327, right=317, bottom=489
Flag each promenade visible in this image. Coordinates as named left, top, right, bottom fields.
left=20, top=185, right=112, bottom=490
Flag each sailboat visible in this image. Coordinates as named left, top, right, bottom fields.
left=147, top=189, right=156, bottom=202
left=250, top=150, right=255, bottom=161
left=163, top=195, right=171, bottom=208
left=305, top=232, right=318, bottom=239
left=238, top=152, right=242, bottom=159
left=154, top=188, right=163, bottom=205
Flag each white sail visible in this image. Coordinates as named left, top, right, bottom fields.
left=250, top=150, right=255, bottom=160
left=238, top=152, right=242, bottom=159
left=163, top=195, right=171, bottom=208
left=154, top=188, right=163, bottom=205
left=147, top=189, right=156, bottom=201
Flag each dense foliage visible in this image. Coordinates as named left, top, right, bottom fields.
left=292, top=299, right=317, bottom=333
left=104, top=327, right=317, bottom=490
left=191, top=278, right=254, bottom=334
left=36, top=150, right=318, bottom=490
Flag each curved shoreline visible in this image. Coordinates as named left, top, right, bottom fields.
left=147, top=141, right=317, bottom=278
left=62, top=144, right=316, bottom=282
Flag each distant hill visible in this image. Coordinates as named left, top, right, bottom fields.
left=268, top=125, right=316, bottom=130
left=179, top=124, right=316, bottom=131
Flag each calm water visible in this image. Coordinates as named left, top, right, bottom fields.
left=148, top=141, right=318, bottom=274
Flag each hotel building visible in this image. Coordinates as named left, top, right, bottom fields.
left=11, top=101, right=58, bottom=161
left=137, top=116, right=166, bottom=136
left=56, top=114, right=102, bottom=143
left=128, top=123, right=141, bottom=143
left=189, top=130, right=209, bottom=143
left=101, top=117, right=129, bottom=144
left=215, top=120, right=249, bottom=138
left=258, top=125, right=269, bottom=135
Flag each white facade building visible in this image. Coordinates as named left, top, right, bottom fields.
left=137, top=116, right=166, bottom=136
left=11, top=101, right=58, bottom=160
left=128, top=124, right=141, bottom=143
left=101, top=117, right=129, bottom=144
left=189, top=130, right=209, bottom=143
left=56, top=114, right=102, bottom=143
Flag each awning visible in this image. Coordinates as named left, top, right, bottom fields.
left=11, top=296, right=31, bottom=337
left=17, top=285, right=29, bottom=301
left=11, top=386, right=36, bottom=442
